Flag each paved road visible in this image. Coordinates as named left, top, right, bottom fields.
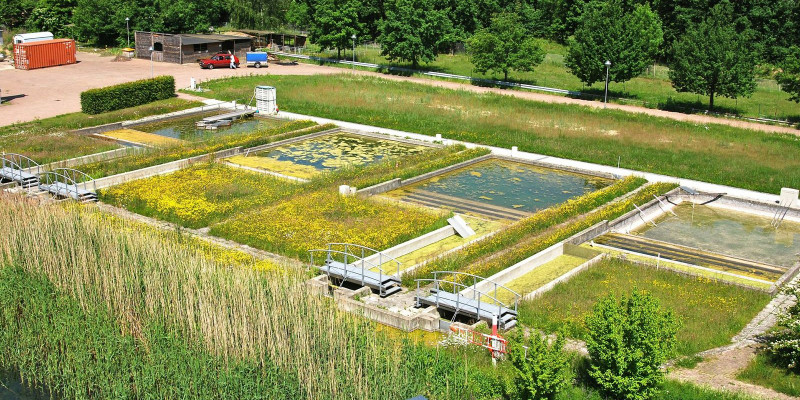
left=1, top=51, right=797, bottom=137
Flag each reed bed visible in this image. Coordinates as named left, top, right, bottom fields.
left=0, top=193, right=495, bottom=399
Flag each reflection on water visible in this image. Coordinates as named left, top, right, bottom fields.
left=405, top=160, right=610, bottom=212
left=136, top=114, right=279, bottom=141
left=263, top=134, right=428, bottom=171
left=0, top=370, right=52, bottom=400
left=635, top=203, right=800, bottom=267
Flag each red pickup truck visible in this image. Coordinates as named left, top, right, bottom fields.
left=198, top=53, right=239, bottom=69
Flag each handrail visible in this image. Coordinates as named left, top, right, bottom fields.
left=38, top=170, right=80, bottom=199
left=308, top=243, right=401, bottom=296
left=415, top=271, right=521, bottom=314
left=1, top=152, right=41, bottom=182
left=52, top=168, right=96, bottom=194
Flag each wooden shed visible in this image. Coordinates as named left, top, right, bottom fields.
left=134, top=31, right=252, bottom=64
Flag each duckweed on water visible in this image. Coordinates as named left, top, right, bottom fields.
left=261, top=133, right=429, bottom=172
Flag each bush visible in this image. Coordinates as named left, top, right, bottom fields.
left=508, top=330, right=572, bottom=400
left=80, top=76, right=175, bottom=114
left=765, top=285, right=800, bottom=372
left=585, top=289, right=679, bottom=400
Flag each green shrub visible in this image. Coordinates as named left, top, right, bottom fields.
left=80, top=76, right=175, bottom=114
left=585, top=289, right=679, bottom=400
left=508, top=331, right=572, bottom=400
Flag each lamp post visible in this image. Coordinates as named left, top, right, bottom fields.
left=351, top=34, right=357, bottom=70
left=125, top=17, right=130, bottom=48
left=604, top=60, right=611, bottom=108
left=148, top=46, right=154, bottom=78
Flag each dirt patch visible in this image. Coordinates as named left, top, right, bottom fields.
left=670, top=345, right=798, bottom=400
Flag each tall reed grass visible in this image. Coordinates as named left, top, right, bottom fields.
left=0, top=193, right=499, bottom=399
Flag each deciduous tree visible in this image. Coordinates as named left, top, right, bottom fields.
left=668, top=0, right=757, bottom=110
left=777, top=47, right=800, bottom=103
left=307, top=0, right=362, bottom=59
left=378, top=0, right=451, bottom=68
left=565, top=0, right=663, bottom=86
left=467, top=12, right=545, bottom=81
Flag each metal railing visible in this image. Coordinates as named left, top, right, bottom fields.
left=772, top=201, right=792, bottom=229
left=414, top=271, right=521, bottom=319
left=1, top=152, right=40, bottom=184
left=38, top=168, right=96, bottom=200
left=308, top=243, right=401, bottom=296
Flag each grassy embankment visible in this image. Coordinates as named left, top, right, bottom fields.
left=518, top=258, right=772, bottom=356
left=0, top=98, right=202, bottom=163
left=305, top=41, right=799, bottom=121
left=188, top=74, right=800, bottom=194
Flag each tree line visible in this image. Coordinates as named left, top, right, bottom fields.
left=2, top=0, right=799, bottom=107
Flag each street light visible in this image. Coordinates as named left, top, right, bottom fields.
left=351, top=34, right=357, bottom=70
left=604, top=60, right=611, bottom=108
left=148, top=46, right=154, bottom=78
left=125, top=17, right=130, bottom=48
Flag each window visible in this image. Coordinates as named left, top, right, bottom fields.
left=193, top=43, right=208, bottom=52
left=153, top=42, right=163, bottom=51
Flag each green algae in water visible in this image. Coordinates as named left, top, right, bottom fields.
left=635, top=204, right=800, bottom=267
left=136, top=114, right=281, bottom=141
left=404, top=160, right=611, bottom=213
left=262, top=134, right=428, bottom=171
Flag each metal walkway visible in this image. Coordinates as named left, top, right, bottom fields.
left=594, top=233, right=786, bottom=281
left=0, top=153, right=40, bottom=188
left=309, top=243, right=402, bottom=297
left=415, top=272, right=520, bottom=329
left=196, top=110, right=256, bottom=129
left=38, top=168, right=98, bottom=202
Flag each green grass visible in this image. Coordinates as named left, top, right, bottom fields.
left=558, top=380, right=759, bottom=400
left=307, top=41, right=799, bottom=121
left=0, top=131, right=119, bottom=164
left=188, top=74, right=800, bottom=194
left=518, top=258, right=772, bottom=356
left=0, top=97, right=202, bottom=135
left=738, top=352, right=800, bottom=397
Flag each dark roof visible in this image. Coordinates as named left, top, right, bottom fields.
left=177, top=34, right=252, bottom=45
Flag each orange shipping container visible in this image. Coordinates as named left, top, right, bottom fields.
left=14, top=39, right=77, bottom=70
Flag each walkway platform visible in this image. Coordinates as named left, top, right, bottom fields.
left=310, top=243, right=402, bottom=297
left=401, top=189, right=530, bottom=220
left=38, top=168, right=98, bottom=202
left=1, top=153, right=40, bottom=188
left=196, top=110, right=255, bottom=129
left=416, top=290, right=518, bottom=329
left=414, top=271, right=520, bottom=330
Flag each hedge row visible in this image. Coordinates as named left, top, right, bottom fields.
left=80, top=76, right=175, bottom=114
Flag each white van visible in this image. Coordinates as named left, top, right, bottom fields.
left=13, top=32, right=54, bottom=44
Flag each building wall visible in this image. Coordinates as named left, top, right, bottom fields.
left=134, top=32, right=182, bottom=64
left=180, top=41, right=250, bottom=64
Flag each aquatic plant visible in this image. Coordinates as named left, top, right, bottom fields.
left=211, top=190, right=450, bottom=259
left=99, top=162, right=300, bottom=228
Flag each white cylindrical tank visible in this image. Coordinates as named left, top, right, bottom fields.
left=255, top=85, right=277, bottom=114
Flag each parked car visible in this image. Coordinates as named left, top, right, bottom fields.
left=198, top=53, right=239, bottom=69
